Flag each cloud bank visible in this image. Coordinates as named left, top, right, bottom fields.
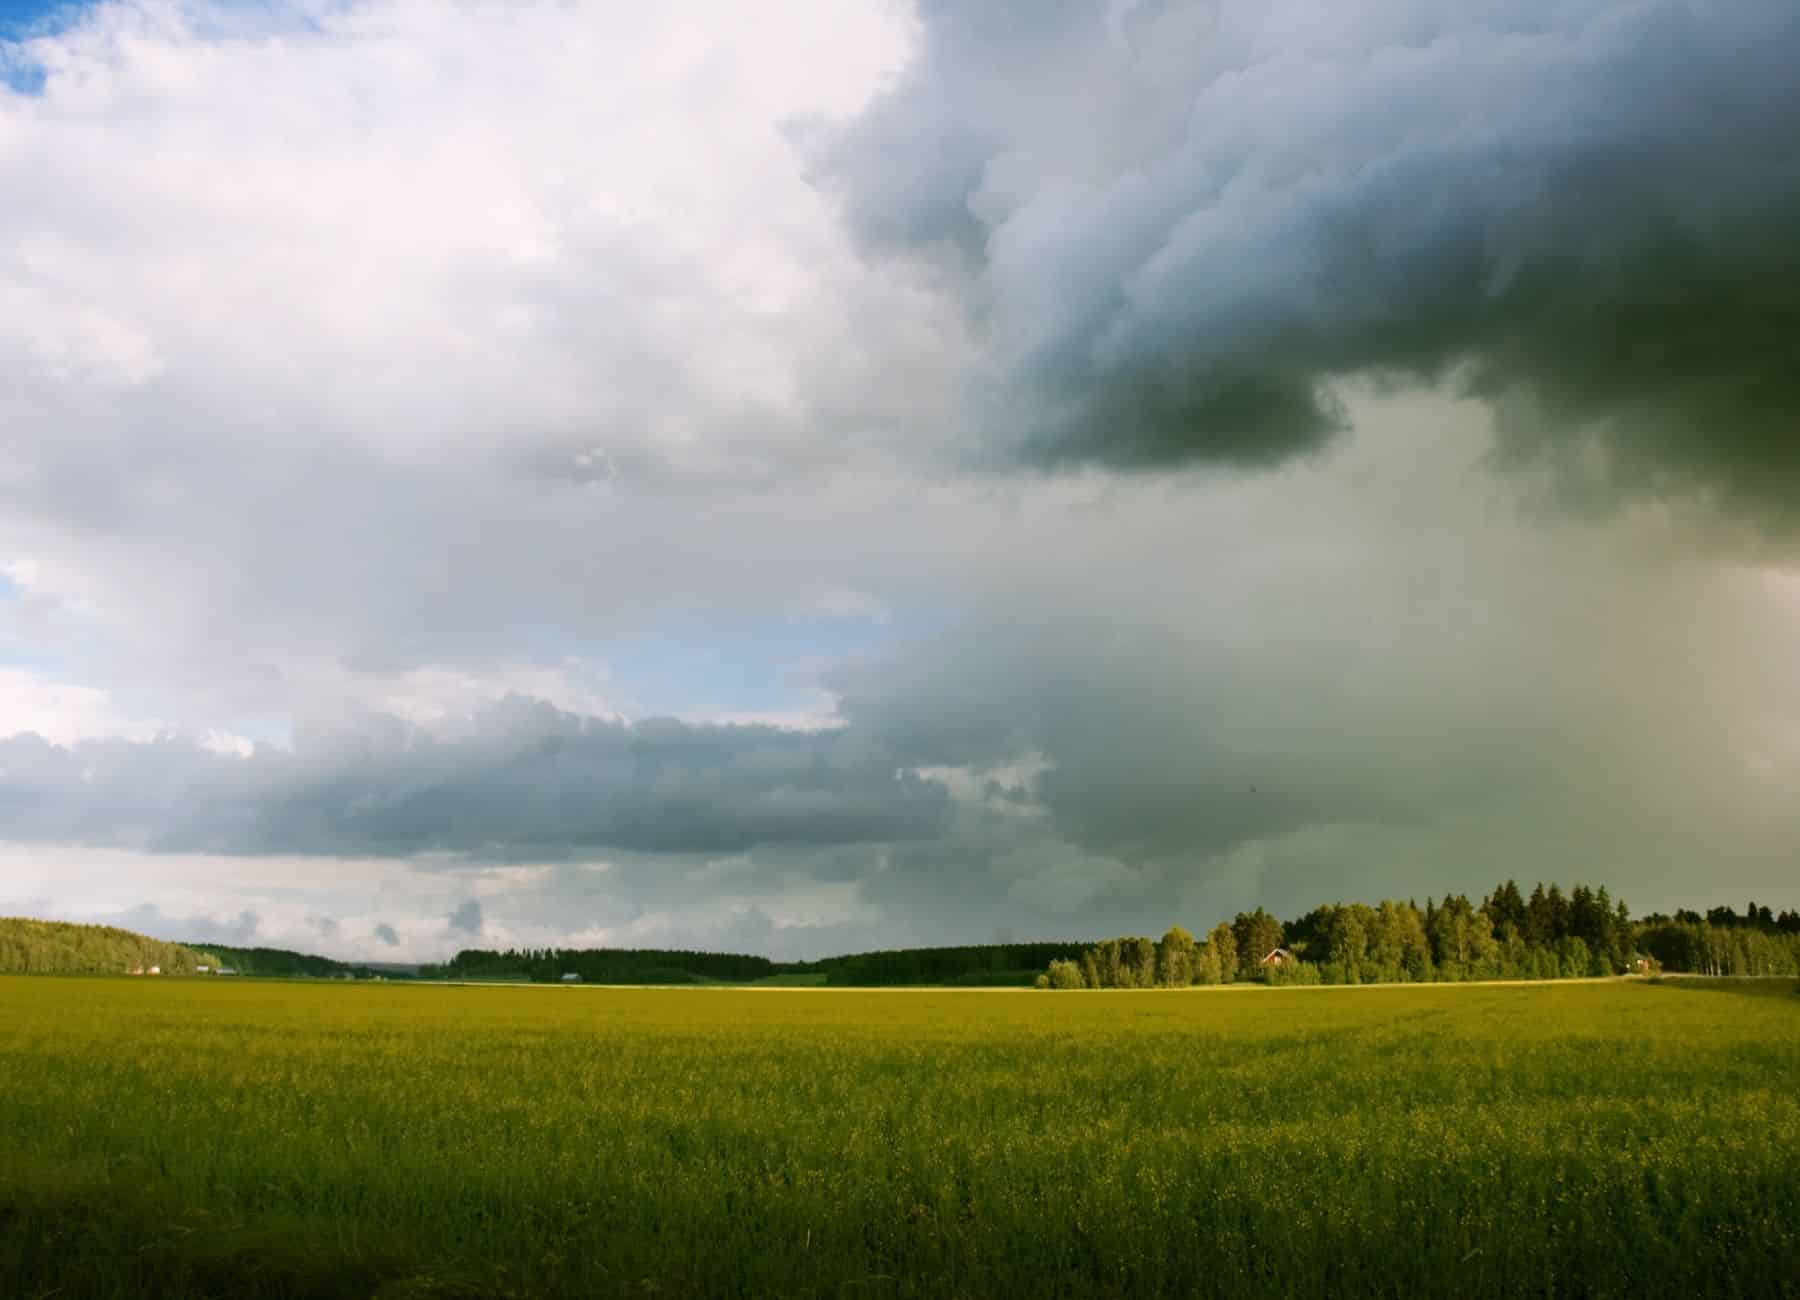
left=822, top=0, right=1800, bottom=522
left=0, top=699, right=948, bottom=857
left=8, top=403, right=1799, bottom=959
left=3, top=1, right=1799, bottom=958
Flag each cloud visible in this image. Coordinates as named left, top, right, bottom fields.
left=9, top=401, right=1799, bottom=952
left=446, top=899, right=483, bottom=938
left=0, top=668, right=163, bottom=747
left=0, top=696, right=951, bottom=857
left=0, top=0, right=964, bottom=727
left=99, top=902, right=260, bottom=946
left=821, top=400, right=1800, bottom=919
left=820, top=0, right=1800, bottom=523
left=3, top=2, right=1799, bottom=959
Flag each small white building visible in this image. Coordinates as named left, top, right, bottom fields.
left=146, top=965, right=161, bottom=976
left=216, top=967, right=238, bottom=976
left=196, top=965, right=211, bottom=973
left=560, top=972, right=583, bottom=983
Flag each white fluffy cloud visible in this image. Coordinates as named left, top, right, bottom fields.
left=1, top=0, right=964, bottom=724
left=0, top=667, right=158, bottom=746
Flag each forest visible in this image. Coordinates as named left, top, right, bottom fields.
left=1635, top=907, right=1800, bottom=978
left=422, top=941, right=1090, bottom=986
left=0, top=917, right=216, bottom=976
left=815, top=942, right=1089, bottom=986
left=6, top=893, right=1797, bottom=988
left=424, top=946, right=781, bottom=984
left=183, top=943, right=388, bottom=980
left=0, top=923, right=1095, bottom=986
left=1037, top=885, right=1800, bottom=988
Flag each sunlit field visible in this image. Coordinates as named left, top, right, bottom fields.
left=3, top=978, right=1797, bottom=1298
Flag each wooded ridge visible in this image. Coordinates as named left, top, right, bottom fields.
left=4, top=890, right=1796, bottom=986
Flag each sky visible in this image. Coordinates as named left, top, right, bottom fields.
left=2, top=0, right=1798, bottom=962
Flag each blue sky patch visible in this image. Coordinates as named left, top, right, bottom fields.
left=605, top=611, right=900, bottom=722
left=0, top=0, right=75, bottom=39
left=2, top=1, right=325, bottom=94
left=0, top=61, right=44, bottom=95
left=1, top=0, right=69, bottom=95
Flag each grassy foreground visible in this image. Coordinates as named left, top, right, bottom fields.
left=2, top=979, right=1796, bottom=1298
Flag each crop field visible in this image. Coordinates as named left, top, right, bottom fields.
left=2, top=979, right=1797, bottom=1299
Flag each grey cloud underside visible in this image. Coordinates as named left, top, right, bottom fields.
left=0, top=700, right=949, bottom=857
left=7, top=410, right=1800, bottom=932
left=446, top=899, right=483, bottom=936
left=823, top=0, right=1800, bottom=517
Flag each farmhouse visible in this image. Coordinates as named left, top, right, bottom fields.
left=1260, top=947, right=1294, bottom=967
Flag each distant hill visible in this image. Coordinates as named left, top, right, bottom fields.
left=178, top=943, right=396, bottom=980
left=424, top=941, right=1093, bottom=987
left=424, top=947, right=782, bottom=984
left=0, top=917, right=216, bottom=976
left=2, top=915, right=1092, bottom=987
left=816, top=942, right=1092, bottom=987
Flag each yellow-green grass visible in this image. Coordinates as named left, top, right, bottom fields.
left=2, top=978, right=1796, bottom=1298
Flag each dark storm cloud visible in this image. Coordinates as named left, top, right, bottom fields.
left=446, top=899, right=483, bottom=937
left=0, top=697, right=949, bottom=858
left=373, top=923, right=400, bottom=946
left=830, top=609, right=1429, bottom=863
left=821, top=1, right=1800, bottom=517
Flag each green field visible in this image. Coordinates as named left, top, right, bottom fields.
left=2, top=978, right=1796, bottom=1298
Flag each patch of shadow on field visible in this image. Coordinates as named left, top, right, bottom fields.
left=0, top=1166, right=512, bottom=1300
left=1647, top=977, right=1800, bottom=1001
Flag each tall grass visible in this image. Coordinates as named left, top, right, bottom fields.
left=2, top=978, right=1796, bottom=1297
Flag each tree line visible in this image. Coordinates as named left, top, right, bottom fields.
left=1037, top=883, right=1800, bottom=988
left=1641, top=902, right=1800, bottom=933
left=9, top=896, right=1794, bottom=988
left=817, top=942, right=1090, bottom=986
left=0, top=917, right=216, bottom=976
left=427, top=946, right=782, bottom=984
left=186, top=943, right=387, bottom=980
left=1635, top=903, right=1800, bottom=977
left=426, top=942, right=1092, bottom=986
